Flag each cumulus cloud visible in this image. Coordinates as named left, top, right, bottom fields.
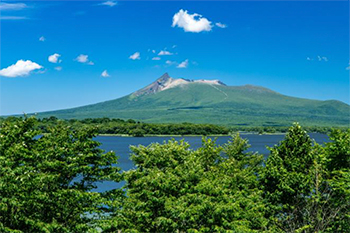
left=0, top=60, right=42, bottom=78
left=101, top=70, right=110, bottom=77
left=215, top=22, right=227, bottom=28
left=177, top=59, right=189, bottom=68
left=39, top=36, right=45, bottom=42
left=129, top=52, right=140, bottom=60
left=48, top=53, right=61, bottom=63
left=75, top=54, right=94, bottom=64
left=0, top=2, right=27, bottom=10
left=172, top=9, right=213, bottom=33
left=152, top=57, right=161, bottom=60
left=55, top=66, right=62, bottom=71
left=99, top=1, right=117, bottom=7
left=76, top=54, right=88, bottom=63
left=158, top=50, right=173, bottom=56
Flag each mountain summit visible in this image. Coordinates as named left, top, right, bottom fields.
left=133, top=73, right=226, bottom=97
left=36, top=73, right=350, bottom=127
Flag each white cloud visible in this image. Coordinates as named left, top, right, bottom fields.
left=76, top=54, right=88, bottom=63
left=317, top=56, right=328, bottom=62
left=0, top=16, right=27, bottom=20
left=129, top=52, right=140, bottom=60
left=0, top=2, right=27, bottom=10
left=152, top=50, right=156, bottom=54
left=158, top=50, right=173, bottom=56
left=39, top=36, right=45, bottom=42
left=172, top=9, right=213, bottom=33
left=101, top=70, right=110, bottom=77
left=166, top=60, right=176, bottom=65
left=0, top=60, right=42, bottom=78
left=48, top=53, right=61, bottom=63
left=306, top=57, right=312, bottom=61
left=99, top=1, right=117, bottom=7
left=346, top=61, right=350, bottom=70
left=177, top=59, right=189, bottom=68
left=152, top=57, right=161, bottom=60
left=215, top=22, right=227, bottom=28
left=55, top=66, right=62, bottom=71
left=75, top=54, right=94, bottom=65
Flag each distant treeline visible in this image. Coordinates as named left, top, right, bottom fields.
left=0, top=116, right=347, bottom=136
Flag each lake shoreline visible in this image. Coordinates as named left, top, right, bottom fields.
left=98, top=132, right=287, bottom=137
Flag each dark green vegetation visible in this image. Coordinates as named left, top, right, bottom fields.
left=1, top=116, right=342, bottom=137
left=0, top=117, right=121, bottom=232
left=1, top=117, right=349, bottom=232
left=35, top=73, right=350, bottom=127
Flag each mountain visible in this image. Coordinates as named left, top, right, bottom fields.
left=36, top=73, right=350, bottom=127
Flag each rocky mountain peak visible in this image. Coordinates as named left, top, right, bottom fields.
left=132, top=73, right=226, bottom=97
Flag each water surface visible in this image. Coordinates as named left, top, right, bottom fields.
left=93, top=133, right=329, bottom=192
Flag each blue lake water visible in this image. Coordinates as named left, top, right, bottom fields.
left=93, top=133, right=329, bottom=192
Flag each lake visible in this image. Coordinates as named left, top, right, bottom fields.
left=93, top=133, right=329, bottom=192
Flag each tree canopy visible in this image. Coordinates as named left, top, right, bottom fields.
left=0, top=117, right=349, bottom=232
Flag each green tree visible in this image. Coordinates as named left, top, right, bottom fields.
left=262, top=123, right=350, bottom=232
left=0, top=117, right=122, bottom=232
left=109, top=135, right=268, bottom=232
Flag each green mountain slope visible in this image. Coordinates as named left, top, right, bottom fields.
left=37, top=73, right=350, bottom=127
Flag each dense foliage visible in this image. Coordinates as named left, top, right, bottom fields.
left=35, top=117, right=229, bottom=137
left=0, top=117, right=121, bottom=232
left=1, top=116, right=343, bottom=137
left=0, top=117, right=349, bottom=232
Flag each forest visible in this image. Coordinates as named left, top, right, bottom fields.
left=0, top=116, right=343, bottom=136
left=0, top=116, right=349, bottom=232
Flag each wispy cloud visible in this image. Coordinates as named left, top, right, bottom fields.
left=48, top=53, right=61, bottom=63
left=75, top=54, right=94, bottom=65
left=158, top=50, right=173, bottom=56
left=55, top=66, right=62, bottom=71
left=317, top=56, right=328, bottom=62
left=346, top=61, right=350, bottom=70
left=166, top=60, right=176, bottom=66
left=215, top=22, right=227, bottom=28
left=177, top=59, right=189, bottom=68
left=101, top=70, right=110, bottom=77
left=39, top=36, right=45, bottom=42
left=129, top=52, right=140, bottom=60
left=307, top=56, right=328, bottom=62
left=0, top=2, right=28, bottom=11
left=172, top=9, right=212, bottom=33
left=0, top=60, right=43, bottom=78
left=0, top=16, right=27, bottom=20
left=152, top=57, right=161, bottom=60
left=99, top=1, right=117, bottom=7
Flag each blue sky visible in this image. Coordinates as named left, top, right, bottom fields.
left=0, top=1, right=349, bottom=115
